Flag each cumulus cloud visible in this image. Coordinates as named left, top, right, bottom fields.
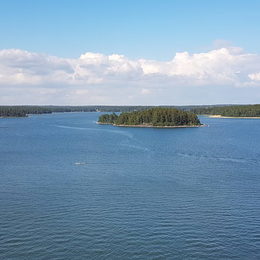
left=1, top=46, right=260, bottom=104
left=248, top=72, right=260, bottom=81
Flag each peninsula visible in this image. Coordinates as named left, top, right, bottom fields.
left=98, top=108, right=202, bottom=128
left=191, top=104, right=260, bottom=118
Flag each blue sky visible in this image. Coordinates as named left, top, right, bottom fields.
left=0, top=0, right=260, bottom=105
left=1, top=0, right=260, bottom=59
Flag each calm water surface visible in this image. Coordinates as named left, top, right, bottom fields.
left=0, top=113, right=260, bottom=259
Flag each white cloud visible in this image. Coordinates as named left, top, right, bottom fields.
left=1, top=46, right=260, bottom=104
left=248, top=72, right=260, bottom=81
left=141, top=88, right=151, bottom=95
left=139, top=47, right=260, bottom=87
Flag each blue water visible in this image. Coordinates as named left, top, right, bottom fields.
left=0, top=112, right=260, bottom=259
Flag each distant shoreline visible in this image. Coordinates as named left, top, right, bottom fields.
left=97, top=122, right=206, bottom=128
left=0, top=116, right=27, bottom=118
left=208, top=115, right=260, bottom=119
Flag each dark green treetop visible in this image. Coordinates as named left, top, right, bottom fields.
left=98, top=107, right=201, bottom=126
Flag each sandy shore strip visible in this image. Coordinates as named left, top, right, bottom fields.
left=97, top=122, right=207, bottom=128
left=208, top=115, right=260, bottom=119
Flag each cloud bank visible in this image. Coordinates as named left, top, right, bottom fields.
left=1, top=46, right=260, bottom=105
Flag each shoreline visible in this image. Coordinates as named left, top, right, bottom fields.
left=97, top=122, right=206, bottom=128
left=0, top=116, right=27, bottom=118
left=207, top=115, right=260, bottom=119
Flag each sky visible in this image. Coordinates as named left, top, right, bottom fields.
left=0, top=0, right=260, bottom=105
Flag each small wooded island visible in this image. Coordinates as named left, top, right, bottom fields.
left=98, top=107, right=202, bottom=128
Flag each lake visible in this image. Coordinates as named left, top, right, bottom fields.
left=0, top=112, right=260, bottom=259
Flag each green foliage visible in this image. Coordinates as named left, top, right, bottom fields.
left=98, top=108, right=201, bottom=126
left=0, top=105, right=169, bottom=117
left=98, top=113, right=118, bottom=124
left=2, top=104, right=260, bottom=118
left=1, top=105, right=207, bottom=118
left=191, top=104, right=260, bottom=117
left=0, top=106, right=52, bottom=117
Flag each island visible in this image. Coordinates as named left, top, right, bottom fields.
left=98, top=107, right=202, bottom=128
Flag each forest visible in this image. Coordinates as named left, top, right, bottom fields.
left=98, top=107, right=201, bottom=127
left=0, top=106, right=155, bottom=117
left=0, top=105, right=198, bottom=117
left=1, top=104, right=260, bottom=118
left=190, top=104, right=260, bottom=117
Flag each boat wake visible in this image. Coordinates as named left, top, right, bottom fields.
left=54, top=124, right=133, bottom=138
left=177, top=152, right=257, bottom=164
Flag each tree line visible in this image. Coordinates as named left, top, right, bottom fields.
left=0, top=105, right=197, bottom=117
left=0, top=105, right=153, bottom=117
left=1, top=104, right=260, bottom=118
left=190, top=104, right=260, bottom=117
